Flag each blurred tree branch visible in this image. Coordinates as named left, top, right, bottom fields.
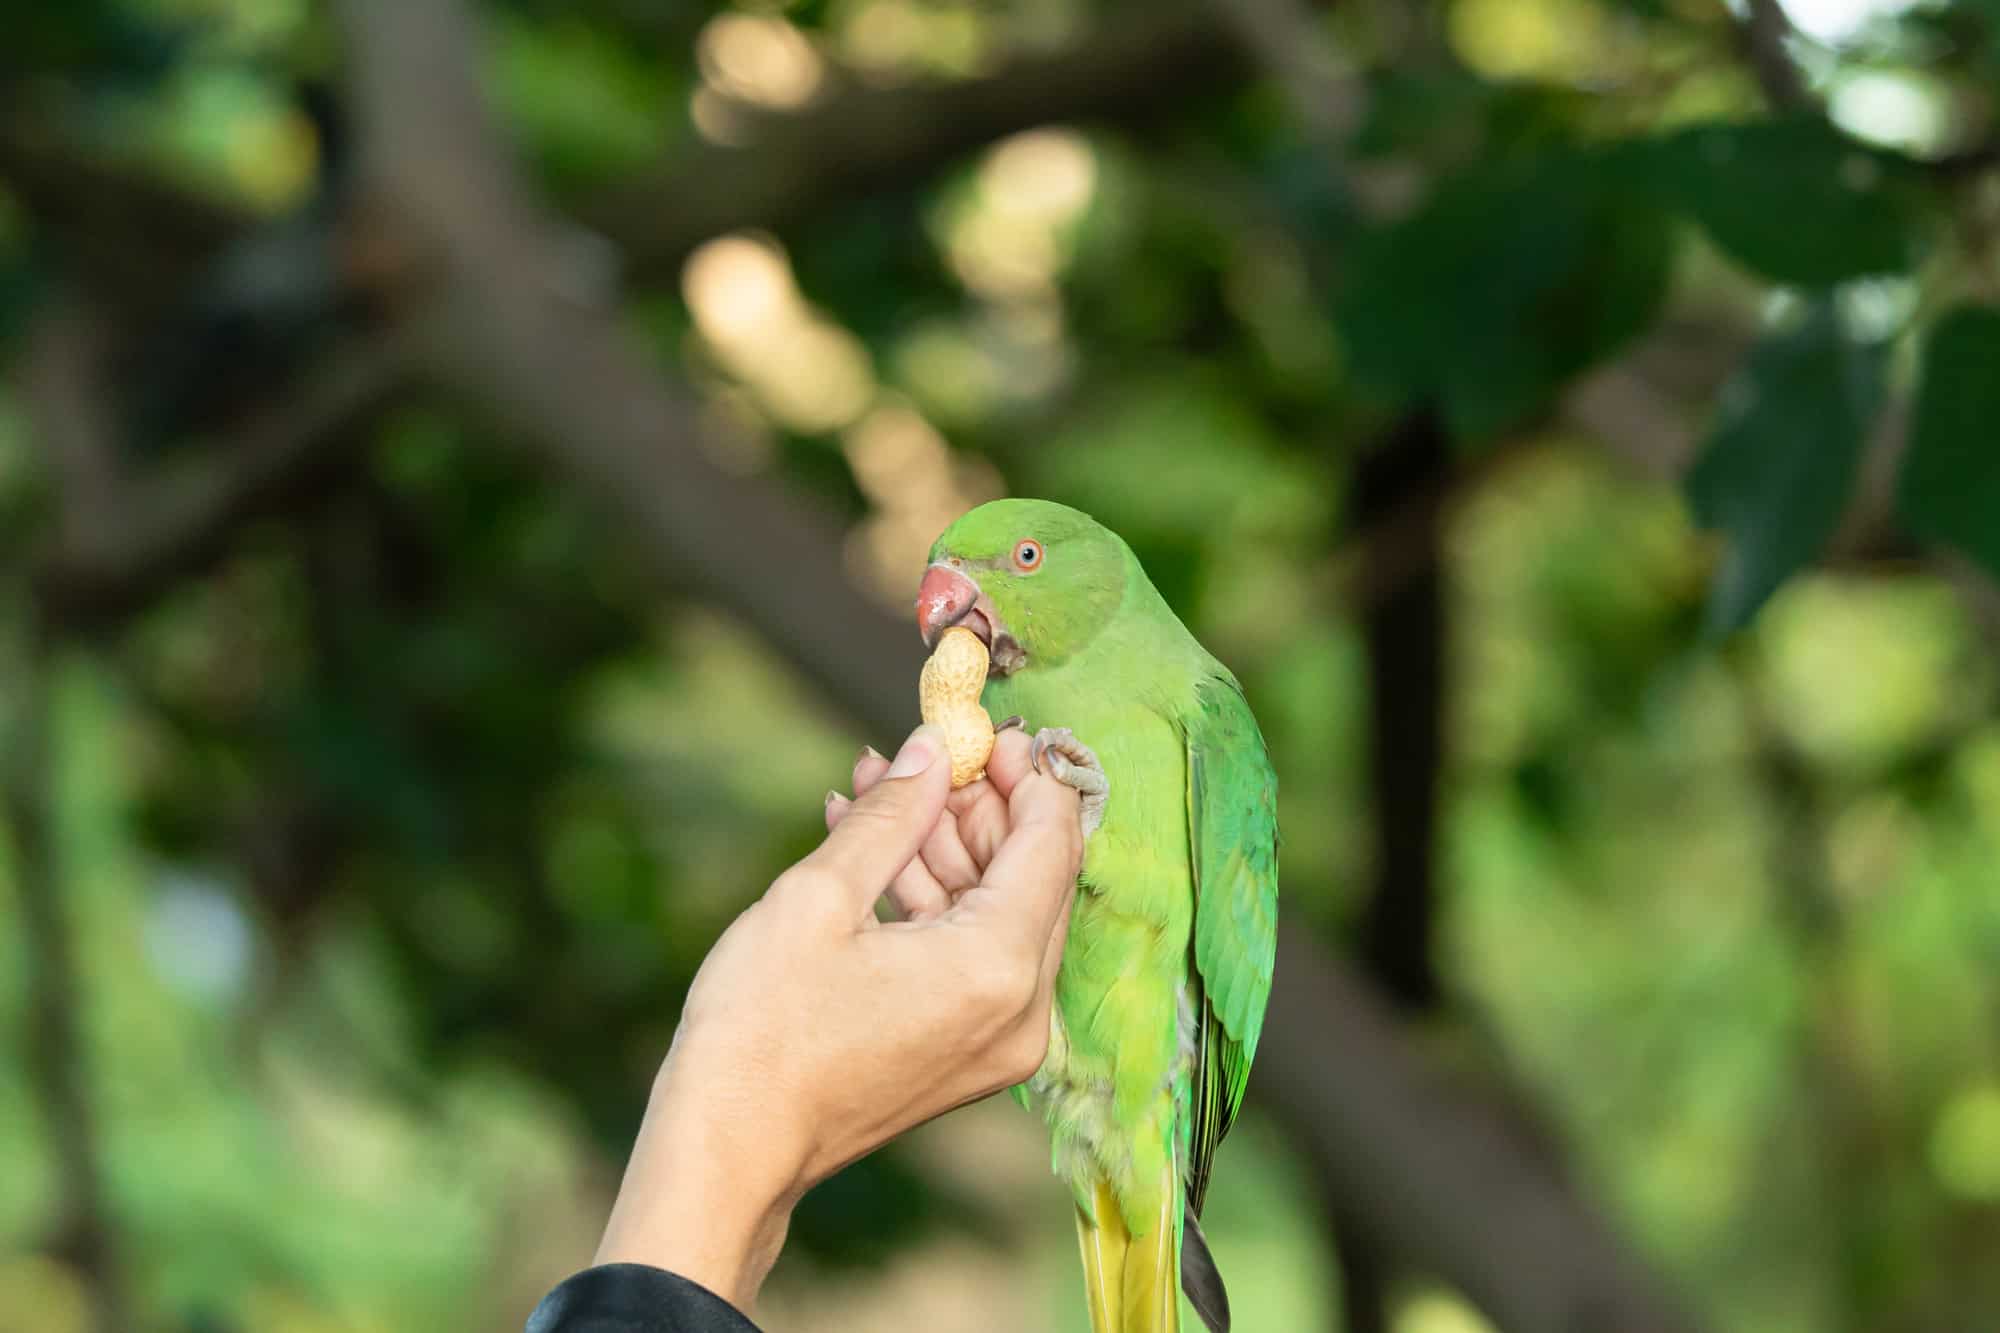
left=15, top=318, right=134, bottom=1332
left=1253, top=923, right=1703, bottom=1333
left=1317, top=448, right=1446, bottom=1333
left=22, top=297, right=127, bottom=556
left=32, top=335, right=403, bottom=633
left=1333, top=407, right=1453, bottom=1333
left=5, top=649, right=132, bottom=1333
left=1740, top=0, right=1809, bottom=113
left=1353, top=410, right=1448, bottom=1013
left=580, top=7, right=1250, bottom=282
left=331, top=0, right=927, bottom=739
left=0, top=112, right=249, bottom=307
left=0, top=5, right=1255, bottom=309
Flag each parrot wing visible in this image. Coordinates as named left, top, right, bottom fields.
left=1180, top=672, right=1279, bottom=1217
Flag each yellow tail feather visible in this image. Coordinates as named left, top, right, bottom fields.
left=1073, top=1177, right=1179, bottom=1333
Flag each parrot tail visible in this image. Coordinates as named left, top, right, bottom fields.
left=1073, top=1179, right=1129, bottom=1333
left=1074, top=1174, right=1231, bottom=1333
left=1180, top=1209, right=1230, bottom=1333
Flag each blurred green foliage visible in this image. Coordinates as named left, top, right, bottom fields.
left=1902, top=307, right=2000, bottom=577
left=1686, top=300, right=1883, bottom=632
left=5, top=0, right=2000, bottom=1331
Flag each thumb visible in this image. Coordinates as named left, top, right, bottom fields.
left=793, top=725, right=951, bottom=918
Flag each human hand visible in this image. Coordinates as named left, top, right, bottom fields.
left=826, top=724, right=1053, bottom=921
left=591, top=724, right=1082, bottom=1311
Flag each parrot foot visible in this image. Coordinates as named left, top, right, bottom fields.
left=1030, top=727, right=1108, bottom=839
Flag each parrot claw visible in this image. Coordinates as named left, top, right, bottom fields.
left=995, top=715, right=1026, bottom=734
left=1030, top=727, right=1108, bottom=839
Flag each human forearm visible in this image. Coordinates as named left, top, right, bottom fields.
left=593, top=1070, right=802, bottom=1311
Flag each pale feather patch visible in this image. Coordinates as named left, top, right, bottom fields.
left=1173, top=979, right=1199, bottom=1078
left=1168, top=977, right=1201, bottom=1166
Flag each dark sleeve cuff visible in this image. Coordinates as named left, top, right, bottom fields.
left=525, top=1264, right=763, bottom=1333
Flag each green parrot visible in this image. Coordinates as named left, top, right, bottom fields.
left=916, top=498, right=1278, bottom=1333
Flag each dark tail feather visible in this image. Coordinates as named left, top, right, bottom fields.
left=1180, top=1209, right=1230, bottom=1333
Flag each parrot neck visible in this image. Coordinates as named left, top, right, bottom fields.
left=985, top=565, right=1216, bottom=724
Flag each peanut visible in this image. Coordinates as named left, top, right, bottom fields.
left=919, top=626, right=996, bottom=788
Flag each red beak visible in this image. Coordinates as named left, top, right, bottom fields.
left=916, top=564, right=980, bottom=647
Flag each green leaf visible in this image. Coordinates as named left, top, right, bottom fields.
left=1899, top=306, right=2000, bottom=577
left=1337, top=151, right=1672, bottom=440
left=1686, top=301, right=1885, bottom=632
left=1650, top=118, right=1928, bottom=288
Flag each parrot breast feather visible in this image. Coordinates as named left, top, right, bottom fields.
left=1180, top=673, right=1279, bottom=1216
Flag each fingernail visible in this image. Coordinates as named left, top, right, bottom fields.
left=825, top=789, right=844, bottom=807
left=857, top=745, right=882, bottom=764
left=885, top=726, right=940, bottom=780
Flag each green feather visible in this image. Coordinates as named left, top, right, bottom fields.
left=1179, top=674, right=1279, bottom=1216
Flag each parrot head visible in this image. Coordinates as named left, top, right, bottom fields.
left=917, top=498, right=1128, bottom=675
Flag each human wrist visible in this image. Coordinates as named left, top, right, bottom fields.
left=593, top=1069, right=805, bottom=1309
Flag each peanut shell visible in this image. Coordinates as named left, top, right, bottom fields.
left=919, top=626, right=996, bottom=788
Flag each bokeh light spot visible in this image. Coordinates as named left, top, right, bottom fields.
left=683, top=234, right=876, bottom=433
left=1779, top=0, right=1918, bottom=45
left=144, top=870, right=254, bottom=1004
left=1931, top=1084, right=2000, bottom=1201
left=1398, top=1290, right=1499, bottom=1333
left=697, top=14, right=824, bottom=109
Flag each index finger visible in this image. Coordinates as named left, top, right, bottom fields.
left=950, top=767, right=1083, bottom=956
left=789, top=726, right=951, bottom=918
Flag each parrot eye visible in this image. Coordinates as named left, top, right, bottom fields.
left=1012, top=539, right=1043, bottom=572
